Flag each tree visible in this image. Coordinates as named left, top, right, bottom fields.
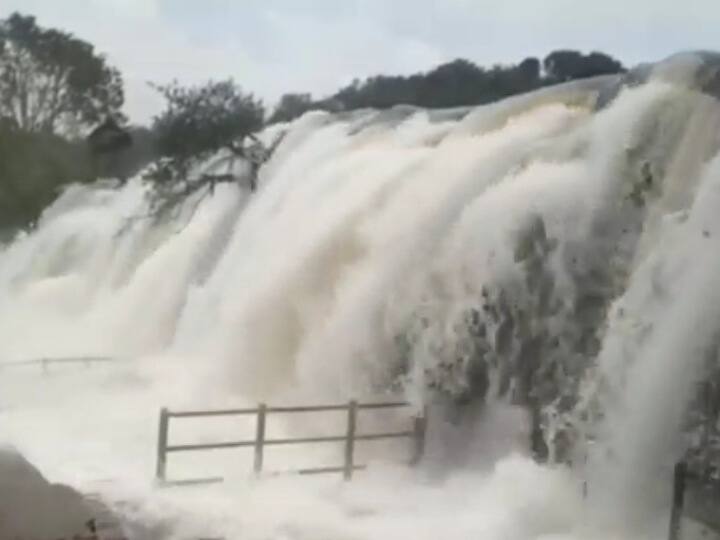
left=421, top=59, right=487, bottom=107
left=86, top=116, right=131, bottom=155
left=543, top=50, right=584, bottom=82
left=137, top=80, right=276, bottom=225
left=86, top=116, right=136, bottom=180
left=544, top=50, right=625, bottom=83
left=328, top=56, right=550, bottom=112
left=0, top=123, right=93, bottom=231
left=109, top=125, right=158, bottom=179
left=582, top=52, right=625, bottom=77
left=151, top=79, right=265, bottom=178
left=517, top=57, right=541, bottom=87
left=268, top=93, right=316, bottom=124
left=0, top=12, right=124, bottom=134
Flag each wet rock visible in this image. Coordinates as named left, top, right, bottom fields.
left=0, top=447, right=111, bottom=539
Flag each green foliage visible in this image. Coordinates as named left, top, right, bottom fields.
left=87, top=117, right=132, bottom=155
left=327, top=57, right=545, bottom=110
left=85, top=124, right=158, bottom=182
left=0, top=24, right=628, bottom=234
left=0, top=12, right=129, bottom=233
left=543, top=50, right=626, bottom=83
left=0, top=12, right=124, bottom=134
left=273, top=50, right=624, bottom=118
left=0, top=123, right=92, bottom=231
left=268, top=93, right=316, bottom=124
left=108, top=126, right=157, bottom=179
left=151, top=79, right=264, bottom=178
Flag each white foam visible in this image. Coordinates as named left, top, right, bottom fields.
left=1, top=77, right=719, bottom=539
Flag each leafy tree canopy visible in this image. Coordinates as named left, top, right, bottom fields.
left=268, top=50, right=625, bottom=123
left=543, top=50, right=626, bottom=83
left=0, top=122, right=93, bottom=232
left=0, top=12, right=124, bottom=134
left=268, top=93, right=315, bottom=124
left=151, top=79, right=265, bottom=178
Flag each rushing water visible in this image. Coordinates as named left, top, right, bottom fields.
left=2, top=53, right=720, bottom=540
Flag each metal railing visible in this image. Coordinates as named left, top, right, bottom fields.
left=155, top=400, right=427, bottom=485
left=0, top=356, right=116, bottom=373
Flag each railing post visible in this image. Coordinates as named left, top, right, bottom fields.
left=156, top=408, right=169, bottom=483
left=410, top=406, right=428, bottom=466
left=668, top=461, right=686, bottom=540
left=344, top=400, right=358, bottom=480
left=254, top=403, right=267, bottom=475
left=701, top=382, right=714, bottom=480
left=581, top=441, right=591, bottom=499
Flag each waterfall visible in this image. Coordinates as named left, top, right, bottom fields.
left=2, top=52, right=720, bottom=540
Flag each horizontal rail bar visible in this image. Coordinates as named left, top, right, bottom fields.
left=296, top=465, right=366, bottom=475
left=357, top=401, right=410, bottom=410
left=40, top=356, right=115, bottom=363
left=355, top=431, right=414, bottom=441
left=1, top=356, right=116, bottom=367
left=166, top=401, right=412, bottom=418
left=159, top=467, right=370, bottom=484
left=267, top=402, right=409, bottom=413
left=264, top=431, right=413, bottom=446
left=266, top=404, right=351, bottom=413
left=167, top=431, right=414, bottom=453
left=166, top=441, right=255, bottom=452
left=167, top=404, right=349, bottom=417
left=160, top=477, right=225, bottom=487
left=264, top=435, right=347, bottom=445
left=168, top=408, right=258, bottom=418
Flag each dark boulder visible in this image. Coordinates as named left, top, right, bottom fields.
left=0, top=447, right=103, bottom=539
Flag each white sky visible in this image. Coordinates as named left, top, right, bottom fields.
left=2, top=0, right=719, bottom=125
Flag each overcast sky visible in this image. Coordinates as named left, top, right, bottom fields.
left=3, top=0, right=719, bottom=125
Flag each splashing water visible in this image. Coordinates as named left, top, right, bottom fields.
left=2, top=53, right=720, bottom=540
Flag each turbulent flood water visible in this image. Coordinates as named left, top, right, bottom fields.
left=2, top=52, right=720, bottom=540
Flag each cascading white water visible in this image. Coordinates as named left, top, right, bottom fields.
left=2, top=52, right=720, bottom=540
